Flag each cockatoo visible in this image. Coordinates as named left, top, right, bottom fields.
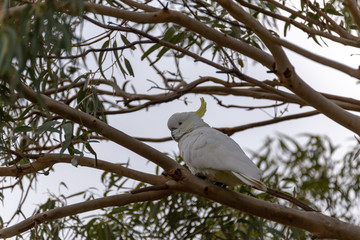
left=168, top=98, right=315, bottom=211
left=167, top=98, right=266, bottom=191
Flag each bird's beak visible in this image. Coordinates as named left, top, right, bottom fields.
left=170, top=129, right=177, bottom=141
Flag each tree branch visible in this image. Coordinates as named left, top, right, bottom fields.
left=83, top=17, right=284, bottom=99
left=344, top=0, right=360, bottom=30
left=0, top=190, right=172, bottom=238
left=47, top=40, right=153, bottom=59
left=305, top=1, right=355, bottom=40
left=0, top=154, right=165, bottom=186
left=214, top=0, right=360, bottom=135
left=240, top=0, right=359, bottom=45
left=176, top=170, right=360, bottom=240
left=16, top=82, right=180, bottom=173
left=82, top=2, right=275, bottom=69
left=217, top=110, right=320, bottom=136
left=15, top=80, right=360, bottom=240
left=136, top=110, right=320, bottom=142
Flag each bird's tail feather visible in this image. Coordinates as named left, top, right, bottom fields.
left=232, top=171, right=316, bottom=212
left=232, top=172, right=267, bottom=191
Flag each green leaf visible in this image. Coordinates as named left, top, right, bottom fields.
left=113, top=41, right=126, bottom=77
left=124, top=57, right=134, bottom=77
left=118, top=59, right=128, bottom=77
left=283, top=13, right=297, bottom=37
left=163, top=26, right=176, bottom=41
left=91, top=86, right=99, bottom=117
left=77, top=88, right=86, bottom=105
left=121, top=34, right=131, bottom=45
left=353, top=148, right=360, bottom=161
left=121, top=34, right=135, bottom=50
left=156, top=46, right=170, bottom=60
left=98, top=39, right=110, bottom=79
left=170, top=32, right=186, bottom=44
left=324, top=4, right=343, bottom=16
left=86, top=142, right=98, bottom=166
left=310, top=35, right=322, bottom=46
left=212, top=22, right=227, bottom=29
left=67, top=73, right=89, bottom=90
left=14, top=126, right=32, bottom=133
left=60, top=122, right=73, bottom=156
left=237, top=59, right=244, bottom=68
left=141, top=43, right=161, bottom=60
left=307, top=12, right=320, bottom=21
left=36, top=120, right=60, bottom=137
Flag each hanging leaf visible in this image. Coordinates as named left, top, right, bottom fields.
left=35, top=120, right=61, bottom=137
left=98, top=39, right=110, bottom=79
left=156, top=46, right=170, bottom=60
left=60, top=122, right=73, bottom=156
left=124, top=57, right=134, bottom=77
left=141, top=43, right=161, bottom=60
left=14, top=125, right=32, bottom=133
left=67, top=73, right=89, bottom=90
left=86, top=142, right=98, bottom=166
left=113, top=41, right=126, bottom=77
left=91, top=86, right=99, bottom=117
left=163, top=26, right=176, bottom=41
left=121, top=34, right=135, bottom=50
left=324, top=4, right=343, bottom=16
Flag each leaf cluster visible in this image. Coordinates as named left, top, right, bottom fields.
left=0, top=0, right=83, bottom=93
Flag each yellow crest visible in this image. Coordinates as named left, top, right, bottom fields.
left=194, top=97, right=207, bottom=118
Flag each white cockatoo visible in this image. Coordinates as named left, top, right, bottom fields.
left=167, top=98, right=315, bottom=212
left=167, top=98, right=267, bottom=191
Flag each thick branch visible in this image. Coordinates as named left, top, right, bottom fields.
left=270, top=37, right=360, bottom=80
left=0, top=154, right=165, bottom=186
left=174, top=171, right=360, bottom=240
left=344, top=0, right=360, bottom=30
left=215, top=0, right=360, bottom=135
left=0, top=190, right=172, bottom=238
left=82, top=2, right=274, bottom=68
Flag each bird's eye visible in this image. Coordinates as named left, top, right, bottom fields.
left=178, top=122, right=182, bottom=125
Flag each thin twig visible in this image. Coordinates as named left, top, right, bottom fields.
left=46, top=40, right=152, bottom=59
left=266, top=187, right=316, bottom=212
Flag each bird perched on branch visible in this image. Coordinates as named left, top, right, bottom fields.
left=168, top=98, right=315, bottom=211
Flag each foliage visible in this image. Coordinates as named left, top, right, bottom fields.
left=0, top=0, right=360, bottom=239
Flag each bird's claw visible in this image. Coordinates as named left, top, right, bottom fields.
left=215, top=182, right=227, bottom=188
left=195, top=172, right=207, bottom=180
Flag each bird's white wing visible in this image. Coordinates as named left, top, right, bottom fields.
left=179, top=126, right=262, bottom=181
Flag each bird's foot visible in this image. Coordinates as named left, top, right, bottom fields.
left=215, top=182, right=227, bottom=188
left=194, top=173, right=227, bottom=188
left=195, top=172, right=207, bottom=180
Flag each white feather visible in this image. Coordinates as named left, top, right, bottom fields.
left=168, top=112, right=266, bottom=190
